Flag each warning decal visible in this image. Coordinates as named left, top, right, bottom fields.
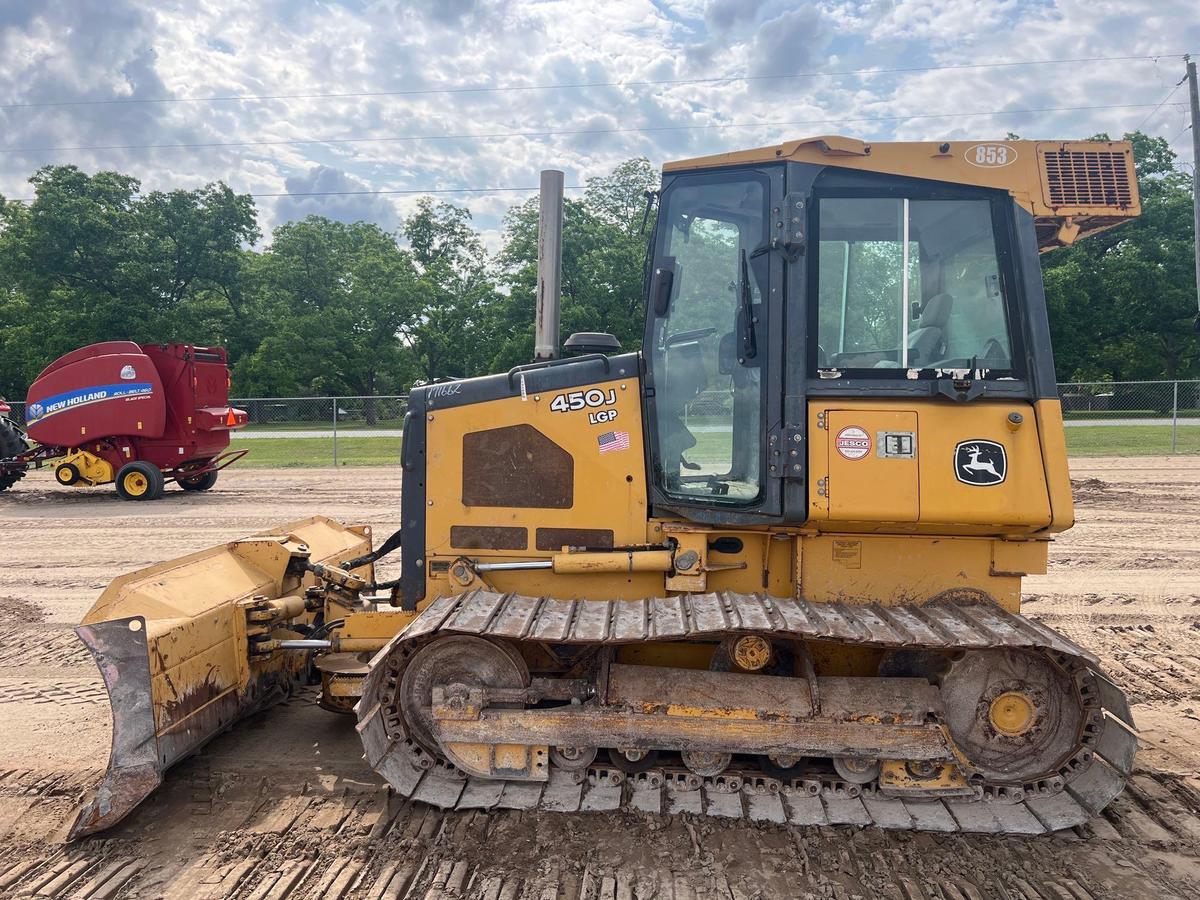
left=835, top=426, right=871, bottom=460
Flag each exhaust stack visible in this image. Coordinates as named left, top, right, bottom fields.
left=534, top=169, right=564, bottom=360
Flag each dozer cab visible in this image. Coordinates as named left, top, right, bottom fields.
left=71, top=136, right=1142, bottom=838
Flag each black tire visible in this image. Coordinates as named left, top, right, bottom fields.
left=55, top=463, right=81, bottom=486
left=179, top=468, right=218, bottom=491
left=115, top=461, right=165, bottom=501
left=0, top=418, right=28, bottom=492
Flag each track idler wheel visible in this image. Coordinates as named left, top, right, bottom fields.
left=607, top=748, right=660, bottom=774
left=940, top=648, right=1083, bottom=783
left=399, top=635, right=529, bottom=755
left=760, top=754, right=809, bottom=781
left=550, top=746, right=597, bottom=771
left=833, top=756, right=881, bottom=784
left=681, top=750, right=732, bottom=778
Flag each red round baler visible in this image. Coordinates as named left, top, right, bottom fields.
left=0, top=342, right=247, bottom=500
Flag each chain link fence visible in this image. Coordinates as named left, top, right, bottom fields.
left=1059, top=380, right=1200, bottom=455
left=231, top=396, right=409, bottom=467
left=5, top=382, right=1200, bottom=466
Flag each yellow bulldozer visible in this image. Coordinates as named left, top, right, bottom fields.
left=71, top=135, right=1141, bottom=839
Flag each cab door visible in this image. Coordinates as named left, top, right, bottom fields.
left=643, top=167, right=785, bottom=523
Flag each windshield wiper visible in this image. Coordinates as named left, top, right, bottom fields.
left=738, top=248, right=758, bottom=362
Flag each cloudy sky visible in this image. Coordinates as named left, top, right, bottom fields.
left=0, top=0, right=1197, bottom=246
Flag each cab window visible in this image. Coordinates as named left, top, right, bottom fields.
left=815, top=198, right=1015, bottom=373
left=650, top=176, right=768, bottom=504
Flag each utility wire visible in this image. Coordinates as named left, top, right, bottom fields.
left=0, top=53, right=1193, bottom=110
left=3, top=184, right=584, bottom=204
left=1, top=101, right=1188, bottom=156
left=252, top=185, right=582, bottom=198
left=1135, top=80, right=1185, bottom=131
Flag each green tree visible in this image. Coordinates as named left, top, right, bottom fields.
left=0, top=166, right=258, bottom=396
left=491, top=158, right=659, bottom=372
left=1042, top=132, right=1198, bottom=381
left=234, top=217, right=426, bottom=412
left=400, top=199, right=497, bottom=382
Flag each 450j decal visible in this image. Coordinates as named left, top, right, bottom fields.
left=549, top=388, right=619, bottom=424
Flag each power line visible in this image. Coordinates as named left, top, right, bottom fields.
left=4, top=184, right=583, bottom=204
left=0, top=53, right=1192, bottom=111
left=1, top=101, right=1187, bottom=156
left=1135, top=81, right=1185, bottom=131
left=253, top=185, right=582, bottom=198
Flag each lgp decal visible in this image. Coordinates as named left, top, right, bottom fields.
left=834, top=425, right=871, bottom=460
left=955, top=440, right=1007, bottom=486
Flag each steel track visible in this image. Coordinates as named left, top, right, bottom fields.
left=357, top=590, right=1138, bottom=834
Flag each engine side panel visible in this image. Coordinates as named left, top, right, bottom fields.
left=423, top=373, right=653, bottom=600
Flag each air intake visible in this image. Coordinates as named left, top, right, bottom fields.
left=1040, top=148, right=1135, bottom=208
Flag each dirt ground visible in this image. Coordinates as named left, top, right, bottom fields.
left=1, top=460, right=1199, bottom=899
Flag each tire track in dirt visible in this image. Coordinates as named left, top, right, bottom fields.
left=1, top=463, right=1200, bottom=897
left=5, top=774, right=1198, bottom=899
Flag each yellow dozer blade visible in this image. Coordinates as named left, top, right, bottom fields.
left=70, top=516, right=371, bottom=839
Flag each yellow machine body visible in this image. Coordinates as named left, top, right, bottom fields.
left=71, top=136, right=1141, bottom=838
left=56, top=448, right=115, bottom=486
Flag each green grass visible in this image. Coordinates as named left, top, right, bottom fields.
left=238, top=417, right=407, bottom=432
left=1062, top=409, right=1200, bottom=421
left=227, top=424, right=1200, bottom=470
left=1064, top=424, right=1200, bottom=456
left=229, top=436, right=400, bottom=467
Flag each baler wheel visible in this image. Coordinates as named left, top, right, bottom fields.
left=55, top=463, right=81, bottom=485
left=179, top=468, right=218, bottom=492
left=115, top=461, right=164, bottom=501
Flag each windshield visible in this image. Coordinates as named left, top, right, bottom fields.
left=650, top=175, right=768, bottom=504
left=815, top=197, right=1015, bottom=374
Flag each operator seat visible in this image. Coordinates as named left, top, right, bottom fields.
left=907, top=293, right=953, bottom=365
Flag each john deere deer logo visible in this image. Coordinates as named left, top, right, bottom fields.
left=954, top=440, right=1007, bottom=486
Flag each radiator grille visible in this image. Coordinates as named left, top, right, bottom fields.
left=1041, top=149, right=1134, bottom=207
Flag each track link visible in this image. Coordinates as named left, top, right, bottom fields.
left=357, top=590, right=1138, bottom=834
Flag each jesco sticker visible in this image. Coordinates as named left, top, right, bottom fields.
left=835, top=426, right=871, bottom=460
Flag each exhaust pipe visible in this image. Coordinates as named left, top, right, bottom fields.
left=534, top=169, right=564, bottom=361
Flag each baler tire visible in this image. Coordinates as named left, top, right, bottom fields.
left=0, top=418, right=28, bottom=492
left=55, top=463, right=82, bottom=486
left=115, top=461, right=165, bottom=501
left=179, top=468, right=218, bottom=492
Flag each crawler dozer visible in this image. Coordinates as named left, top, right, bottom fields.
left=72, top=136, right=1142, bottom=839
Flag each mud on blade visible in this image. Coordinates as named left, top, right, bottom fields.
left=69, top=516, right=373, bottom=840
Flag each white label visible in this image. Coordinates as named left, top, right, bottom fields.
left=550, top=389, right=617, bottom=413
left=965, top=143, right=1017, bottom=168
left=835, top=426, right=871, bottom=460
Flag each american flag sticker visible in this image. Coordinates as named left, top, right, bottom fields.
left=597, top=430, right=631, bottom=453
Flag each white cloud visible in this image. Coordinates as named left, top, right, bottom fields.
left=0, top=0, right=1196, bottom=244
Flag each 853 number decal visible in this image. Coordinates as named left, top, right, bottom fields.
left=965, top=143, right=1017, bottom=168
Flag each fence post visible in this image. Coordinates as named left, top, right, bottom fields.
left=1172, top=381, right=1179, bottom=454
left=332, top=398, right=339, bottom=467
